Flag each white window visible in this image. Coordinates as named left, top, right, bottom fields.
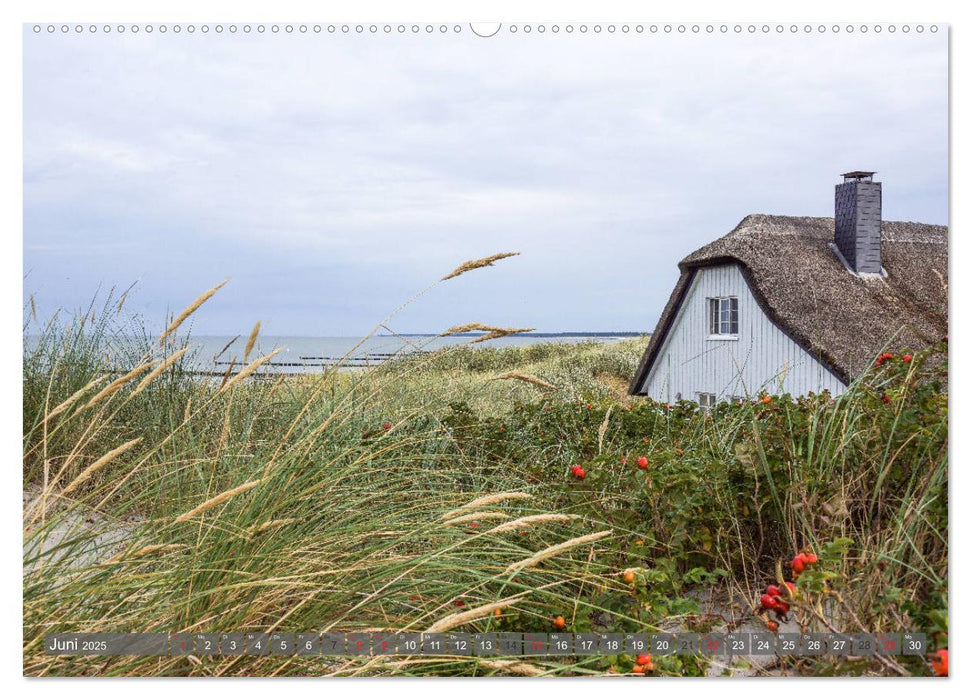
left=708, top=297, right=739, bottom=336
left=698, top=392, right=716, bottom=410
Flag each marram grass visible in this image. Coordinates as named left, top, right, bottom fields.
left=22, top=284, right=947, bottom=677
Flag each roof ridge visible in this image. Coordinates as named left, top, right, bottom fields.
left=633, top=214, right=948, bottom=395
left=683, top=215, right=947, bottom=267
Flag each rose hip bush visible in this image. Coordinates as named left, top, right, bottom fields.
left=438, top=340, right=947, bottom=674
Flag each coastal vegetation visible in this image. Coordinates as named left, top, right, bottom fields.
left=23, top=265, right=948, bottom=677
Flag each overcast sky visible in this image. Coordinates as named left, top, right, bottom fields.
left=23, top=26, right=948, bottom=335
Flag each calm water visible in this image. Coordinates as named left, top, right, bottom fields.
left=189, top=334, right=638, bottom=374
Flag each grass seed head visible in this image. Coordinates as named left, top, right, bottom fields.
left=159, top=279, right=228, bottom=344
left=243, top=321, right=261, bottom=362
left=442, top=252, right=520, bottom=281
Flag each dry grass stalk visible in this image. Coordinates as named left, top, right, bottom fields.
left=477, top=659, right=545, bottom=676
left=424, top=594, right=526, bottom=633
left=173, top=479, right=264, bottom=523
left=439, top=492, right=533, bottom=520
left=219, top=348, right=283, bottom=393
left=219, top=356, right=238, bottom=390
left=42, top=418, right=103, bottom=494
left=503, top=529, right=613, bottom=574
left=60, top=438, right=143, bottom=497
left=597, top=405, right=613, bottom=454
left=84, top=362, right=156, bottom=409
left=104, top=543, right=183, bottom=565
left=470, top=328, right=535, bottom=344
left=47, top=375, right=109, bottom=419
left=251, top=517, right=297, bottom=534
left=159, top=279, right=228, bottom=344
left=381, top=658, right=466, bottom=670
left=441, top=511, right=510, bottom=526
left=218, top=406, right=232, bottom=449
left=440, top=322, right=507, bottom=336
left=442, top=252, right=519, bottom=281
left=132, top=347, right=191, bottom=396
left=215, top=335, right=239, bottom=359
left=243, top=321, right=261, bottom=362
left=491, top=372, right=557, bottom=390
left=440, top=323, right=535, bottom=344
left=485, top=514, right=579, bottom=534
left=29, top=294, right=37, bottom=323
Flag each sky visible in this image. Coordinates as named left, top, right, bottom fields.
left=23, top=25, right=948, bottom=336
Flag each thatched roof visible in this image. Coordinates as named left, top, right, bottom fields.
left=629, top=214, right=948, bottom=394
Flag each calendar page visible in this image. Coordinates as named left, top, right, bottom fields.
left=20, top=4, right=950, bottom=683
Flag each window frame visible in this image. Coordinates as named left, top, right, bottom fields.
left=697, top=392, right=717, bottom=411
left=707, top=296, right=739, bottom=338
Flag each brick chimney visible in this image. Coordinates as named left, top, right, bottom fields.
left=834, top=171, right=882, bottom=274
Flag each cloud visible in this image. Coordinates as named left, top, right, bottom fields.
left=23, top=29, right=948, bottom=335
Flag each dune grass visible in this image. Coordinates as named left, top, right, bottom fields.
left=22, top=281, right=947, bottom=677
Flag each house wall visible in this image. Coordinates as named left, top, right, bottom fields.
left=639, top=264, right=846, bottom=401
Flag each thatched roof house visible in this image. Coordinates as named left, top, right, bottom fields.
left=629, top=173, right=947, bottom=401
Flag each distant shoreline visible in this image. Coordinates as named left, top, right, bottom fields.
left=27, top=333, right=647, bottom=378
left=378, top=332, right=646, bottom=338
left=26, top=332, right=647, bottom=341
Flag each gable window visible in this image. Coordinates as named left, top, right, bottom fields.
left=698, top=392, right=717, bottom=411
left=708, top=297, right=739, bottom=336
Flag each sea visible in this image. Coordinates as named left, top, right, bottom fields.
left=185, top=333, right=642, bottom=375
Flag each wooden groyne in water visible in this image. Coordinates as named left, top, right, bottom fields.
left=210, top=350, right=430, bottom=370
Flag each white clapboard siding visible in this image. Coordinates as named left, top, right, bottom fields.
left=641, top=264, right=846, bottom=401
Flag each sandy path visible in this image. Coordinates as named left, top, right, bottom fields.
left=23, top=486, right=140, bottom=572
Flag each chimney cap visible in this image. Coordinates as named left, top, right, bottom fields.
left=841, top=171, right=877, bottom=182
